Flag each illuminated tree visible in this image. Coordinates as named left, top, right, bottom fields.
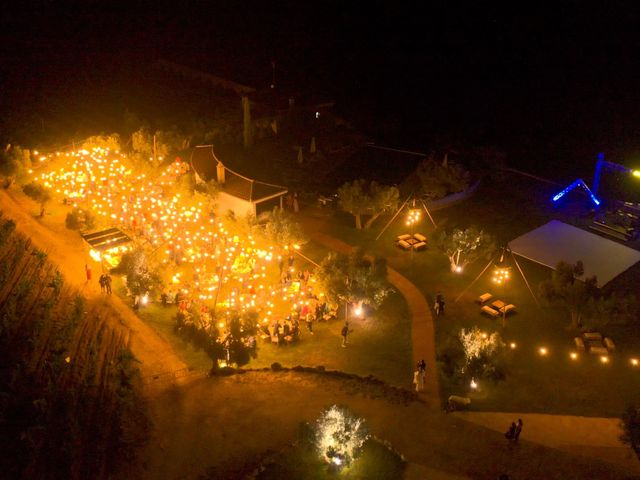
left=456, top=327, right=507, bottom=383
left=338, top=179, right=399, bottom=230
left=459, top=327, right=503, bottom=363
left=314, top=405, right=369, bottom=466
left=112, top=248, right=162, bottom=299
left=315, top=248, right=391, bottom=311
left=436, top=227, right=495, bottom=273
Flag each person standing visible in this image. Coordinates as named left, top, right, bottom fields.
left=305, top=312, right=314, bottom=334
left=278, top=256, right=284, bottom=275
left=418, top=359, right=426, bottom=373
left=99, top=274, right=106, bottom=293
left=513, top=419, right=523, bottom=442
left=434, top=300, right=440, bottom=316
left=505, top=422, right=516, bottom=441
left=413, top=369, right=424, bottom=392
left=341, top=322, right=351, bottom=347
left=438, top=294, right=446, bottom=315
left=105, top=273, right=112, bottom=295
left=292, top=193, right=300, bottom=213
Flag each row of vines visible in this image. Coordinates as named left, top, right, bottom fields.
left=0, top=214, right=150, bottom=479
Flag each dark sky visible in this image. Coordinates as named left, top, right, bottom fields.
left=1, top=1, right=639, bottom=173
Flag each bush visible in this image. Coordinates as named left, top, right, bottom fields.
left=23, top=181, right=51, bottom=206
left=65, top=207, right=96, bottom=231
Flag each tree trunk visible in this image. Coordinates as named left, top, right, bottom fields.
left=570, top=310, right=581, bottom=329
left=364, top=212, right=382, bottom=229
left=355, top=214, right=362, bottom=230
left=449, top=257, right=457, bottom=272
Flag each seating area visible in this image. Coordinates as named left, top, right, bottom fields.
left=575, top=332, right=616, bottom=355
left=478, top=295, right=517, bottom=318
left=396, top=233, right=428, bottom=251
left=477, top=292, right=493, bottom=304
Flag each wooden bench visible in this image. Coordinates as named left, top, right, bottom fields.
left=412, top=241, right=427, bottom=251
left=447, top=395, right=471, bottom=411
left=414, top=233, right=427, bottom=242
left=500, top=304, right=516, bottom=315
left=477, top=293, right=493, bottom=304
left=583, top=332, right=603, bottom=342
left=397, top=234, right=411, bottom=241
left=604, top=337, right=616, bottom=351
left=574, top=337, right=586, bottom=352
left=397, top=240, right=412, bottom=250
left=481, top=305, right=499, bottom=317
left=589, top=346, right=608, bottom=355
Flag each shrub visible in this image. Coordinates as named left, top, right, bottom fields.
left=65, top=207, right=96, bottom=231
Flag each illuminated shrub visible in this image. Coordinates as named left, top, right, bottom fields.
left=314, top=405, right=369, bottom=467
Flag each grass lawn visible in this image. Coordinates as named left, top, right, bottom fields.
left=315, top=172, right=640, bottom=416
left=115, top=239, right=413, bottom=387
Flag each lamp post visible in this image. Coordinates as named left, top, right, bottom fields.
left=405, top=208, right=421, bottom=264
left=492, top=265, right=511, bottom=327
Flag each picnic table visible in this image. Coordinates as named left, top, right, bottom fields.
left=397, top=233, right=428, bottom=251
left=491, top=300, right=506, bottom=310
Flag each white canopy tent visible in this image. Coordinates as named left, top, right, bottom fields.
left=509, top=220, right=640, bottom=287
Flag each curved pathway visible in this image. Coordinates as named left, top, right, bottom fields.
left=311, top=231, right=440, bottom=406
left=304, top=215, right=640, bottom=474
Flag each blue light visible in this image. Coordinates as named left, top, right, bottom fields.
left=552, top=179, right=601, bottom=206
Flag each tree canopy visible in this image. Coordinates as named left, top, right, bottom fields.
left=337, top=179, right=399, bottom=229
left=22, top=181, right=51, bottom=207
left=0, top=145, right=32, bottom=187
left=315, top=248, right=392, bottom=310
left=538, top=261, right=637, bottom=329
left=111, top=248, right=161, bottom=298
left=258, top=207, right=308, bottom=252
left=435, top=227, right=495, bottom=272
left=405, top=154, right=470, bottom=200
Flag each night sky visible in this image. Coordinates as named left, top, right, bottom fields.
left=1, top=1, right=639, bottom=176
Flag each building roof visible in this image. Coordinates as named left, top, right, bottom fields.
left=509, top=220, right=640, bottom=287
left=190, top=145, right=288, bottom=203
left=82, top=228, right=132, bottom=251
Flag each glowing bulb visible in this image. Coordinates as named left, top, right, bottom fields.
left=509, top=342, right=516, bottom=349
left=539, top=347, right=548, bottom=356
left=600, top=356, right=609, bottom=364
left=570, top=352, right=578, bottom=360
left=631, top=358, right=639, bottom=366
left=470, top=378, right=478, bottom=389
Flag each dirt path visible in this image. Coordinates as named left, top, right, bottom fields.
left=142, top=371, right=636, bottom=480
left=454, top=411, right=640, bottom=475
left=0, top=189, right=187, bottom=379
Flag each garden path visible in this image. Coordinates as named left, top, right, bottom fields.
left=0, top=189, right=187, bottom=381
left=299, top=211, right=640, bottom=475
left=305, top=223, right=440, bottom=407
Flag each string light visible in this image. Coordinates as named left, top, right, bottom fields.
left=30, top=146, right=325, bottom=325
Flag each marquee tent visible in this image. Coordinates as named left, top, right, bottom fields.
left=508, top=220, right=640, bottom=287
